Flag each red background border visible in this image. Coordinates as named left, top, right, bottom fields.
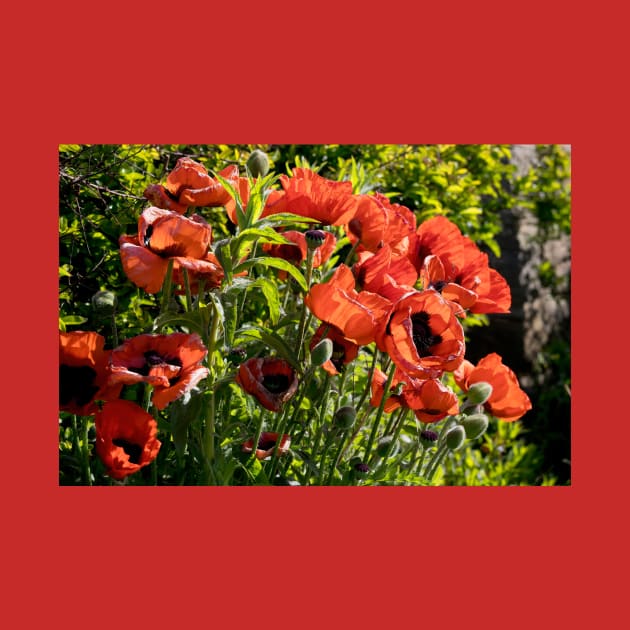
left=6, top=1, right=624, bottom=627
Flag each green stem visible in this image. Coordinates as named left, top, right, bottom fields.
left=183, top=267, right=193, bottom=312
left=324, top=428, right=350, bottom=485
left=203, top=299, right=221, bottom=484
left=296, top=249, right=315, bottom=362
left=160, top=259, right=175, bottom=314
left=354, top=347, right=379, bottom=412
left=342, top=238, right=360, bottom=266
left=316, top=428, right=336, bottom=485
left=425, top=443, right=449, bottom=482
left=364, top=362, right=397, bottom=464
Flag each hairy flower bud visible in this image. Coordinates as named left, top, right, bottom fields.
left=246, top=149, right=269, bottom=177
left=305, top=229, right=327, bottom=251
left=460, top=413, right=489, bottom=440
left=91, top=290, right=117, bottom=316
left=311, top=337, right=334, bottom=367
left=333, top=405, right=357, bottom=430
left=419, top=429, right=439, bottom=448
left=376, top=435, right=398, bottom=458
left=466, top=381, right=493, bottom=405
left=445, top=425, right=466, bottom=451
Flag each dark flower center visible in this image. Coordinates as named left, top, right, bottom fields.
left=421, top=409, right=442, bottom=416
left=112, top=438, right=142, bottom=464
left=130, top=352, right=182, bottom=377
left=432, top=280, right=447, bottom=292
left=411, top=311, right=442, bottom=357
left=59, top=364, right=99, bottom=407
left=331, top=346, right=347, bottom=371
left=257, top=436, right=278, bottom=451
left=420, top=429, right=439, bottom=442
left=262, top=373, right=290, bottom=394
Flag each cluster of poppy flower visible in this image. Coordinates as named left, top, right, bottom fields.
left=59, top=154, right=532, bottom=483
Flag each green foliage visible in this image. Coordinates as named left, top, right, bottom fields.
left=59, top=144, right=570, bottom=486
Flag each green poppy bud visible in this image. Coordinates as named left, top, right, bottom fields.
left=445, top=425, right=466, bottom=451
left=376, top=435, right=399, bottom=458
left=466, top=381, right=493, bottom=405
left=333, top=405, right=356, bottom=430
left=460, top=413, right=489, bottom=440
left=246, top=149, right=269, bottom=178
left=311, top=337, right=333, bottom=367
left=91, top=290, right=117, bottom=316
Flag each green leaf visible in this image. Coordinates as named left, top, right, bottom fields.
left=234, top=325, right=300, bottom=371
left=153, top=312, right=205, bottom=336
left=233, top=256, right=307, bottom=292
left=61, top=315, right=88, bottom=326
left=169, top=394, right=204, bottom=457
left=253, top=277, right=280, bottom=325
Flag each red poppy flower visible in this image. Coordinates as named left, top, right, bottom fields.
left=164, top=158, right=240, bottom=208
left=346, top=192, right=417, bottom=255
left=95, top=399, right=161, bottom=480
left=143, top=184, right=189, bottom=215
left=305, top=264, right=392, bottom=346
left=119, top=207, right=223, bottom=294
left=454, top=353, right=532, bottom=422
left=412, top=215, right=466, bottom=274
left=242, top=431, right=291, bottom=460
left=263, top=168, right=358, bottom=226
left=109, top=333, right=209, bottom=410
left=370, top=368, right=459, bottom=423
left=309, top=323, right=359, bottom=375
left=59, top=331, right=122, bottom=416
left=375, top=289, right=466, bottom=379
left=354, top=244, right=418, bottom=297
left=235, top=357, right=299, bottom=412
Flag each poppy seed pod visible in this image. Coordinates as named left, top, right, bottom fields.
left=460, top=413, right=489, bottom=440
left=445, top=425, right=466, bottom=451
left=91, top=290, right=117, bottom=316
left=466, top=381, right=493, bottom=406
left=333, top=405, right=357, bottom=430
left=246, top=149, right=270, bottom=178
left=311, top=337, right=334, bottom=367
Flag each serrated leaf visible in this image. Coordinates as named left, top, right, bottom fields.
left=61, top=315, right=88, bottom=326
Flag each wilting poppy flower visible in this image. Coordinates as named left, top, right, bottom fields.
left=95, top=399, right=161, bottom=480
left=309, top=323, right=359, bottom=375
left=263, top=168, right=358, bottom=226
left=454, top=353, right=532, bottom=422
left=109, top=333, right=209, bottom=410
left=375, top=289, right=466, bottom=379
left=370, top=368, right=459, bottom=423
left=59, top=331, right=122, bottom=416
left=305, top=264, right=392, bottom=346
left=236, top=357, right=299, bottom=412
left=242, top=431, right=291, bottom=459
left=119, top=207, right=223, bottom=294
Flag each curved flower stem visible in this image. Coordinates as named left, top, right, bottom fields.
left=364, top=362, right=397, bottom=464
left=379, top=408, right=410, bottom=469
